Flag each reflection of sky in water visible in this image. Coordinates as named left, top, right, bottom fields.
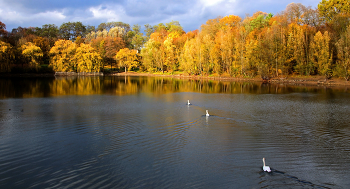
left=0, top=77, right=349, bottom=188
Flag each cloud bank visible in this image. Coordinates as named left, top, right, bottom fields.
left=0, top=0, right=320, bottom=32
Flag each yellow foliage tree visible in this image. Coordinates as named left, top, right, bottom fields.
left=163, top=37, right=177, bottom=72
left=116, top=48, right=138, bottom=72
left=220, top=15, right=242, bottom=30
left=140, top=39, right=157, bottom=72
left=75, top=43, right=103, bottom=72
left=310, top=31, right=332, bottom=78
left=287, top=23, right=309, bottom=75
left=49, top=39, right=77, bottom=72
left=0, top=41, right=13, bottom=72
left=21, top=42, right=43, bottom=69
left=335, top=25, right=350, bottom=80
left=181, top=38, right=198, bottom=74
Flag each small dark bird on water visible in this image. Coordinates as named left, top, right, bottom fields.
left=9, top=109, right=11, bottom=111
left=21, top=109, right=24, bottom=112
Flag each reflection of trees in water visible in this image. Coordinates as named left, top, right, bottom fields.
left=50, top=76, right=102, bottom=96
left=0, top=76, right=350, bottom=99
left=0, top=77, right=55, bottom=98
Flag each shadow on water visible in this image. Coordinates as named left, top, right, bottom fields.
left=259, top=168, right=333, bottom=189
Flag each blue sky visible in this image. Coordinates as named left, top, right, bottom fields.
left=0, top=0, right=321, bottom=32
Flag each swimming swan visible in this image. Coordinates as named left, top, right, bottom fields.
left=262, top=158, right=271, bottom=172
left=187, top=100, right=191, bottom=105
left=206, top=110, right=209, bottom=117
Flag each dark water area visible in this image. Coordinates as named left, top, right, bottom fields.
left=0, top=76, right=350, bottom=188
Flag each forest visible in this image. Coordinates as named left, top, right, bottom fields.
left=0, top=0, right=349, bottom=80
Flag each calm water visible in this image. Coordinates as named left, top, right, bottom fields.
left=1, top=76, right=350, bottom=188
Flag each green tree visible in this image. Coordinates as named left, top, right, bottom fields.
left=40, top=24, right=59, bottom=38
left=59, top=22, right=86, bottom=41
left=131, top=24, right=145, bottom=52
left=144, top=24, right=154, bottom=41
left=250, top=13, right=273, bottom=30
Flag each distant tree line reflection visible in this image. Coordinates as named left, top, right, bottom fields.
left=0, top=76, right=349, bottom=99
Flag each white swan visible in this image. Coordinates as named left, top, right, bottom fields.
left=206, top=110, right=209, bottom=117
left=262, top=158, right=271, bottom=172
left=187, top=100, right=191, bottom=105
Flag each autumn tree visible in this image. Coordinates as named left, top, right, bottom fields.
left=201, top=34, right=215, bottom=75
left=335, top=25, right=350, bottom=80
left=270, top=22, right=288, bottom=76
left=0, top=41, right=13, bottom=72
left=163, top=36, right=177, bottom=72
left=141, top=38, right=159, bottom=72
left=284, top=3, right=308, bottom=24
left=244, top=32, right=259, bottom=77
left=286, top=23, right=308, bottom=75
left=116, top=48, right=138, bottom=72
left=201, top=17, right=222, bottom=38
left=0, top=21, right=7, bottom=38
left=236, top=21, right=250, bottom=75
left=75, top=43, right=103, bottom=72
left=33, top=36, right=50, bottom=64
left=87, top=27, right=127, bottom=69
left=21, top=42, right=43, bottom=69
left=181, top=38, right=198, bottom=74
left=89, top=36, right=125, bottom=70
left=310, top=31, right=332, bottom=78
left=49, top=39, right=77, bottom=72
left=318, top=0, right=350, bottom=22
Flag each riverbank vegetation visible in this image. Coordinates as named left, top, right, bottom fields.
left=0, top=0, right=349, bottom=81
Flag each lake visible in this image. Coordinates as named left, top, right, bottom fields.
left=0, top=76, right=350, bottom=188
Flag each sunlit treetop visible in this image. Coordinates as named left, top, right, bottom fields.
left=318, top=0, right=350, bottom=22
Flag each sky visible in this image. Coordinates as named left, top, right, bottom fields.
left=0, top=0, right=321, bottom=32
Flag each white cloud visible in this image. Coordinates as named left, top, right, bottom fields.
left=200, top=0, right=225, bottom=7
left=0, top=0, right=321, bottom=31
left=0, top=7, right=66, bottom=27
left=89, top=5, right=125, bottom=22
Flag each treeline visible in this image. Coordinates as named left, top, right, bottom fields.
left=141, top=1, right=350, bottom=80
left=0, top=0, right=350, bottom=80
left=0, top=21, right=144, bottom=73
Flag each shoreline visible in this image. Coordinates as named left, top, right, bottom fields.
left=1, top=72, right=349, bottom=87
left=111, top=72, right=350, bottom=87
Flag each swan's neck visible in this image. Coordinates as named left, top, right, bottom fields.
left=263, top=158, right=266, bottom=166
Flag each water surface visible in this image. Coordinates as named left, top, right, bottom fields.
left=1, top=76, right=350, bottom=188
